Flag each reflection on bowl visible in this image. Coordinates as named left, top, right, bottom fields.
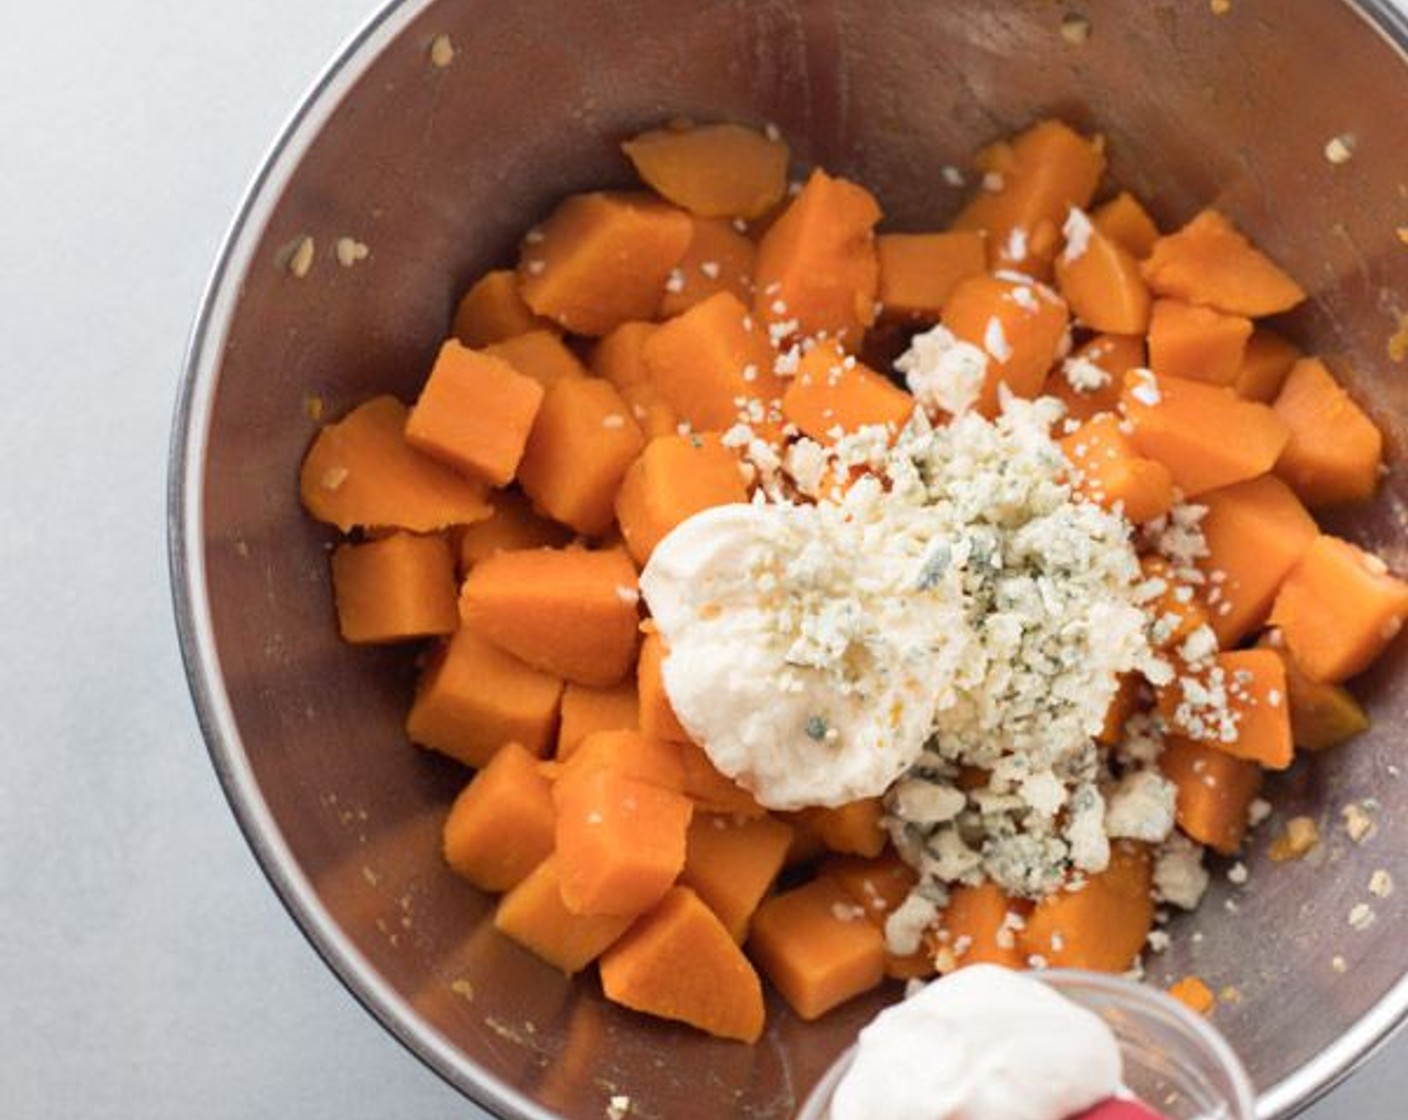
left=170, top=1, right=1408, bottom=1117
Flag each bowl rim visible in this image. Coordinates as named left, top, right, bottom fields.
left=167, top=1, right=1408, bottom=1118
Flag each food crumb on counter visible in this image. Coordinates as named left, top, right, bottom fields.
left=1267, top=815, right=1319, bottom=861
left=1323, top=133, right=1356, bottom=165
left=428, top=33, right=456, bottom=68
left=336, top=237, right=371, bottom=267
left=1369, top=869, right=1394, bottom=898
left=1059, top=13, right=1091, bottom=44
left=1348, top=902, right=1376, bottom=932
left=1168, top=975, right=1215, bottom=1016
left=1342, top=801, right=1377, bottom=844
left=284, top=235, right=315, bottom=279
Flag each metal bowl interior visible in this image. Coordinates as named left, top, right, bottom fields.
left=170, top=1, right=1408, bottom=1117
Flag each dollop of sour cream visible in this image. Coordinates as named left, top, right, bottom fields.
left=639, top=500, right=971, bottom=810
left=828, top=966, right=1123, bottom=1120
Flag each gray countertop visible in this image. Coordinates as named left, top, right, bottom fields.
left=2, top=1, right=1403, bottom=1116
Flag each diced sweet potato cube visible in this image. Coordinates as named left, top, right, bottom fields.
left=1020, top=843, right=1154, bottom=973
left=615, top=434, right=748, bottom=566
left=1158, top=649, right=1292, bottom=770
left=641, top=290, right=783, bottom=435
left=792, top=799, right=886, bottom=858
left=1197, top=474, right=1318, bottom=647
left=518, top=192, right=693, bottom=335
left=300, top=396, right=493, bottom=532
left=1233, top=329, right=1302, bottom=403
left=1141, top=209, right=1306, bottom=317
left=553, top=765, right=693, bottom=917
left=622, top=122, right=789, bottom=221
left=484, top=329, right=589, bottom=389
left=1121, top=370, right=1290, bottom=497
left=1060, top=413, right=1175, bottom=524
left=876, top=231, right=987, bottom=322
left=600, top=886, right=766, bottom=1043
left=1140, top=555, right=1211, bottom=652
left=753, top=168, right=882, bottom=348
left=406, top=624, right=563, bottom=767
left=953, top=119, right=1106, bottom=274
left=516, top=377, right=646, bottom=535
left=459, top=547, right=640, bottom=687
left=1041, top=333, right=1144, bottom=423
left=782, top=340, right=915, bottom=443
left=590, top=321, right=679, bottom=438
left=1259, top=637, right=1370, bottom=752
left=937, top=881, right=1031, bottom=971
left=1270, top=535, right=1408, bottom=683
left=1158, top=735, right=1262, bottom=855
left=1272, top=357, right=1383, bottom=508
left=453, top=487, right=571, bottom=573
left=494, top=854, right=633, bottom=974
left=330, top=531, right=458, bottom=643
left=442, top=741, right=555, bottom=892
left=404, top=340, right=544, bottom=487
left=748, top=877, right=886, bottom=1020
left=558, top=729, right=686, bottom=792
left=638, top=632, right=692, bottom=743
left=1054, top=221, right=1152, bottom=335
left=557, top=680, right=640, bottom=759
left=452, top=269, right=552, bottom=347
left=677, top=740, right=767, bottom=818
left=1092, top=191, right=1160, bottom=259
left=823, top=850, right=932, bottom=979
left=1146, top=300, right=1251, bottom=387
left=683, top=813, right=795, bottom=942
left=659, top=216, right=757, bottom=319
left=942, top=274, right=1071, bottom=416
left=1097, top=673, right=1141, bottom=746
left=1168, top=976, right=1217, bottom=1017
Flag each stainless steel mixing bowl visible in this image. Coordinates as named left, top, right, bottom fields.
left=169, top=1, right=1408, bottom=1116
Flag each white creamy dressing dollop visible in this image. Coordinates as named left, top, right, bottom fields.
left=828, top=966, right=1122, bottom=1120
left=640, top=500, right=971, bottom=810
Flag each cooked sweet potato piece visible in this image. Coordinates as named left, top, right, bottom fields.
left=1158, top=649, right=1292, bottom=770
left=1054, top=220, right=1152, bottom=335
left=792, top=799, right=887, bottom=859
left=330, top=532, right=458, bottom=643
left=1060, top=413, right=1175, bottom=524
left=1019, top=843, right=1154, bottom=972
left=1232, top=329, right=1302, bottom=403
left=938, top=881, right=1032, bottom=971
left=453, top=487, right=571, bottom=573
left=1091, top=191, right=1160, bottom=259
left=1146, top=299, right=1251, bottom=387
left=622, top=122, right=789, bottom=220
left=942, top=274, right=1071, bottom=415
left=1259, top=637, right=1370, bottom=752
left=1272, top=357, right=1383, bottom=507
left=1158, top=735, right=1262, bottom=855
left=557, top=729, right=686, bottom=792
left=442, top=741, right=555, bottom=892
left=1141, top=209, right=1306, bottom=317
left=483, top=329, right=589, bottom=388
left=494, top=854, right=634, bottom=974
left=781, top=340, right=915, bottom=442
left=452, top=269, right=552, bottom=347
left=876, top=231, right=987, bottom=322
left=615, top=434, right=747, bottom=566
left=1041, top=333, right=1144, bottom=423
left=683, top=813, right=795, bottom=943
left=557, top=681, right=640, bottom=759
left=659, top=216, right=757, bottom=319
left=638, top=632, right=692, bottom=744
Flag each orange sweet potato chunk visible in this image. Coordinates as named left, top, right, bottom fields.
left=484, top=329, right=590, bottom=389
left=452, top=269, right=552, bottom=347
left=1141, top=209, right=1306, bottom=317
left=1197, top=474, right=1318, bottom=647
left=1092, top=191, right=1160, bottom=259
left=406, top=624, right=564, bottom=767
left=442, top=741, right=555, bottom=892
left=557, top=680, right=640, bottom=759
left=516, top=377, right=646, bottom=535
left=1146, top=300, right=1251, bottom=387
left=300, top=396, right=493, bottom=533
left=937, top=881, right=1031, bottom=971
left=1158, top=735, right=1262, bottom=855
left=638, top=632, right=692, bottom=743
left=453, top=487, right=571, bottom=573
left=517, top=192, right=693, bottom=335
left=460, top=547, right=640, bottom=687
left=659, top=216, right=757, bottom=319
left=404, top=340, right=545, bottom=487
left=876, top=231, right=987, bottom=322
left=1259, top=638, right=1370, bottom=751
left=1054, top=222, right=1152, bottom=335
left=677, top=740, right=767, bottom=818
left=615, top=434, right=748, bottom=566
left=600, top=885, right=766, bottom=1043
left=1270, top=535, right=1408, bottom=683
left=748, top=876, right=886, bottom=1020
left=494, top=854, right=634, bottom=974
left=558, top=729, right=686, bottom=792
left=753, top=168, right=882, bottom=348
left=1019, top=843, right=1154, bottom=973
left=641, top=290, right=783, bottom=435
left=953, top=119, right=1106, bottom=274
left=823, top=851, right=932, bottom=979
left=330, top=532, right=458, bottom=643
left=622, top=122, right=789, bottom=221
left=1233, top=329, right=1302, bottom=403
left=1060, top=414, right=1175, bottom=525
left=792, top=799, right=887, bottom=858
left=942, top=274, right=1071, bottom=416
left=590, top=321, right=679, bottom=439
left=682, top=812, right=795, bottom=943
left=1097, top=673, right=1141, bottom=746
left=1272, top=357, right=1383, bottom=508
left=782, top=341, right=916, bottom=443
left=553, top=764, right=693, bottom=917
left=1158, top=649, right=1292, bottom=770
left=1120, top=370, right=1290, bottom=497
left=1041, top=333, right=1144, bottom=423
left=1140, top=555, right=1211, bottom=653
